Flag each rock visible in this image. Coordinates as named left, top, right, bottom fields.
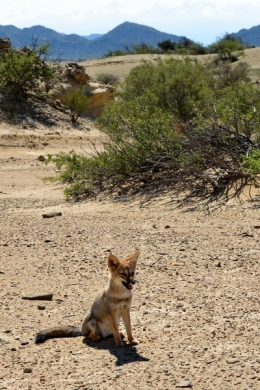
left=47, top=71, right=115, bottom=119
left=0, top=271, right=5, bottom=274
left=0, top=38, right=11, bottom=50
left=38, top=155, right=46, bottom=162
left=226, top=358, right=240, bottom=364
left=42, top=212, right=62, bottom=218
left=37, top=305, right=46, bottom=310
left=21, top=293, right=53, bottom=301
left=176, top=380, right=193, bottom=388
left=20, top=340, right=29, bottom=345
left=23, top=367, right=32, bottom=373
left=87, top=86, right=114, bottom=118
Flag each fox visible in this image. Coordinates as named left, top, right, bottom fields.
left=35, top=250, right=140, bottom=347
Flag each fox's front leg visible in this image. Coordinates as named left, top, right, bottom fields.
left=122, top=307, right=138, bottom=345
left=108, top=314, right=123, bottom=346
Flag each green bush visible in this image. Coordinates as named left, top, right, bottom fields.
left=95, top=72, right=119, bottom=85
left=209, top=33, right=245, bottom=63
left=120, top=58, right=214, bottom=123
left=46, top=57, right=259, bottom=204
left=242, top=150, right=260, bottom=178
left=65, top=87, right=89, bottom=123
left=215, top=82, right=260, bottom=139
left=0, top=41, right=56, bottom=98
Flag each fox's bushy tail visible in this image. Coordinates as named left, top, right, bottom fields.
left=35, top=325, right=82, bottom=344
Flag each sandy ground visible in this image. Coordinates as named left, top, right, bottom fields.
left=0, top=117, right=260, bottom=390
left=78, top=48, right=260, bottom=82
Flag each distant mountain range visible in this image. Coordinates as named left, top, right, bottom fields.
left=0, top=21, right=184, bottom=60
left=232, top=25, right=260, bottom=47
left=81, top=34, right=103, bottom=40
left=0, top=21, right=259, bottom=61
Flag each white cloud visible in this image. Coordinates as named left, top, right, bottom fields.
left=0, top=0, right=260, bottom=44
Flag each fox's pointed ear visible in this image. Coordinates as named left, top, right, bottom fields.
left=108, top=253, right=120, bottom=269
left=129, top=250, right=140, bottom=268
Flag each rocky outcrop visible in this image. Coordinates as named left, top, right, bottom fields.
left=47, top=63, right=115, bottom=118
left=0, top=40, right=115, bottom=119
left=0, top=38, right=11, bottom=51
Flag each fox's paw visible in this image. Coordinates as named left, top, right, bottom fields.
left=89, top=333, right=100, bottom=341
left=129, top=338, right=139, bottom=345
left=115, top=338, right=124, bottom=347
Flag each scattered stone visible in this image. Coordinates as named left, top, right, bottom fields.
left=0, top=271, right=5, bottom=274
left=254, top=225, right=260, bottom=229
left=176, top=380, right=193, bottom=388
left=165, top=225, right=171, bottom=228
left=37, top=155, right=46, bottom=162
left=20, top=340, right=29, bottom=346
left=23, top=367, right=32, bottom=373
left=226, top=358, right=240, bottom=364
left=22, top=293, right=53, bottom=301
left=37, top=305, right=46, bottom=310
left=42, top=212, right=62, bottom=218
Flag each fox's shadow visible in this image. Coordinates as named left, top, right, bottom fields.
left=83, top=337, right=149, bottom=366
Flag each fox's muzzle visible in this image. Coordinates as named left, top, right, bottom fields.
left=122, top=280, right=135, bottom=290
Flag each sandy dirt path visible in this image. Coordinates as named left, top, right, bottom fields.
left=0, top=121, right=260, bottom=390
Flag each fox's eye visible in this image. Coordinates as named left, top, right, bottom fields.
left=120, top=273, right=126, bottom=277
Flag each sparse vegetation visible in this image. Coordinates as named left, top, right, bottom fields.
left=0, top=40, right=57, bottom=98
left=104, top=33, right=244, bottom=60
left=46, top=57, right=260, bottom=205
left=209, top=33, right=245, bottom=63
left=65, top=87, right=89, bottom=124
left=95, top=72, right=120, bottom=85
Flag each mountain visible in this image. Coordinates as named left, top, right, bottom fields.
left=90, top=21, right=183, bottom=55
left=0, top=21, right=184, bottom=60
left=82, top=34, right=103, bottom=40
left=0, top=24, right=91, bottom=60
left=232, top=25, right=260, bottom=47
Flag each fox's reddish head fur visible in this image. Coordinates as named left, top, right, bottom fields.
left=107, top=251, right=140, bottom=290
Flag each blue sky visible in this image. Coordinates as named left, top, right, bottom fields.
left=1, top=0, right=259, bottom=44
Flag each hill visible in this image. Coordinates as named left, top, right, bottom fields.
left=0, top=21, right=184, bottom=60
left=82, top=34, right=103, bottom=40
left=232, top=24, right=260, bottom=47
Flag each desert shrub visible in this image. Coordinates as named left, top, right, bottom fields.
left=242, top=149, right=260, bottom=179
left=95, top=72, right=119, bottom=85
left=213, top=62, right=250, bottom=88
left=157, top=39, right=176, bottom=52
left=120, top=58, right=214, bottom=123
left=209, top=33, right=245, bottom=63
left=65, top=87, right=89, bottom=123
left=0, top=41, right=57, bottom=98
left=215, top=82, right=260, bottom=139
left=46, top=57, right=259, bottom=205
